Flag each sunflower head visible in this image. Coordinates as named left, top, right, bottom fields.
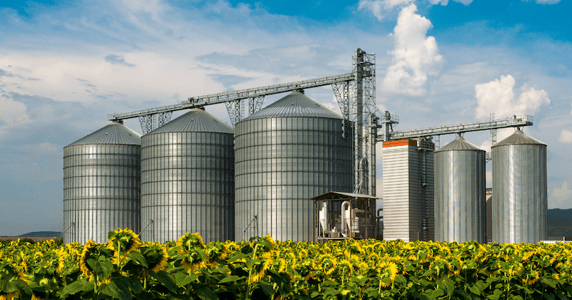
left=107, top=228, right=140, bottom=254
left=80, top=240, right=98, bottom=277
left=206, top=242, right=226, bottom=261
left=378, top=262, right=398, bottom=288
left=55, top=249, right=66, bottom=273
left=320, top=256, right=337, bottom=276
left=142, top=243, right=169, bottom=273
left=177, top=232, right=205, bottom=254
left=337, top=259, right=354, bottom=276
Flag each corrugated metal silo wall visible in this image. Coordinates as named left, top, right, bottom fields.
left=382, top=142, right=434, bottom=242
left=63, top=144, right=141, bottom=244
left=434, top=150, right=486, bottom=243
left=140, top=132, right=235, bottom=243
left=492, top=144, right=547, bottom=243
left=235, top=117, right=353, bottom=242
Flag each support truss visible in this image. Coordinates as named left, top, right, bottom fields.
left=249, top=96, right=265, bottom=115
left=332, top=82, right=351, bottom=139
left=225, top=100, right=243, bottom=127
left=138, top=112, right=173, bottom=135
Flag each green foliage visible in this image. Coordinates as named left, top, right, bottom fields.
left=1, top=232, right=572, bottom=299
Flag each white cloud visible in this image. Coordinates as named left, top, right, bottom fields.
left=429, top=0, right=474, bottom=5
left=559, top=130, right=572, bottom=144
left=0, top=95, right=29, bottom=136
left=550, top=182, right=572, bottom=209
left=358, top=0, right=415, bottom=21
left=522, top=0, right=561, bottom=4
left=475, top=74, right=550, bottom=120
left=358, top=0, right=472, bottom=20
left=381, top=4, right=445, bottom=96
left=486, top=171, right=492, bottom=188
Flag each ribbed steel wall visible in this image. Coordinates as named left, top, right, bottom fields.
left=63, top=123, right=141, bottom=244
left=234, top=91, right=353, bottom=242
left=434, top=136, right=486, bottom=243
left=492, top=129, right=547, bottom=244
left=382, top=141, right=434, bottom=242
left=140, top=109, right=235, bottom=243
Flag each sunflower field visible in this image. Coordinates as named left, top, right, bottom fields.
left=2, top=229, right=572, bottom=300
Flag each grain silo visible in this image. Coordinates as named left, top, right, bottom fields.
left=434, top=134, right=486, bottom=243
left=63, top=122, right=141, bottom=244
left=492, top=128, right=547, bottom=244
left=140, top=108, right=234, bottom=243
left=382, top=138, right=435, bottom=242
left=234, top=91, right=353, bottom=242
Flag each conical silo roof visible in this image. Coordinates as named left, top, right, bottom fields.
left=147, top=108, right=234, bottom=134
left=243, top=91, right=343, bottom=121
left=492, top=128, right=546, bottom=148
left=435, top=134, right=483, bottom=153
left=67, top=122, right=141, bottom=146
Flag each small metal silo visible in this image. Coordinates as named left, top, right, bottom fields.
left=492, top=128, right=547, bottom=244
left=63, top=122, right=141, bottom=244
left=140, top=108, right=235, bottom=243
left=234, top=91, right=353, bottom=242
left=434, top=134, right=486, bottom=243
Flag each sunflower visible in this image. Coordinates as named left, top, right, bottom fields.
left=249, top=259, right=268, bottom=284
left=55, top=250, right=66, bottom=273
left=80, top=240, right=97, bottom=277
left=142, top=243, right=169, bottom=272
left=0, top=292, right=19, bottom=300
left=337, top=259, right=354, bottom=276
left=378, top=262, right=398, bottom=288
left=180, top=247, right=209, bottom=273
left=320, top=256, right=337, bottom=276
left=107, top=228, right=140, bottom=254
left=523, top=269, right=540, bottom=285
left=177, top=232, right=205, bottom=254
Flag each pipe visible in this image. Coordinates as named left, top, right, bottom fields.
left=341, top=201, right=351, bottom=236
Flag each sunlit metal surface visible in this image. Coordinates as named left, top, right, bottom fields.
left=234, top=91, right=353, bottom=242
left=63, top=123, right=141, bottom=244
left=140, top=109, right=235, bottom=243
left=435, top=135, right=486, bottom=243
left=492, top=129, right=547, bottom=244
left=382, top=139, right=435, bottom=242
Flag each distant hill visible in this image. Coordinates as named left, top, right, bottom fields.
left=19, top=231, right=61, bottom=237
left=548, top=209, right=572, bottom=237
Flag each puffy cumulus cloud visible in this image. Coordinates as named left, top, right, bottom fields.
left=358, top=0, right=472, bottom=20
left=357, top=0, right=415, bottom=21
left=474, top=75, right=550, bottom=120
left=382, top=4, right=445, bottom=96
left=559, top=130, right=572, bottom=144
left=550, top=182, right=572, bottom=209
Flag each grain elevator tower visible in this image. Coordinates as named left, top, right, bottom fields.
left=382, top=138, right=435, bottom=242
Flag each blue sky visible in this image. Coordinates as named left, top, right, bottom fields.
left=0, top=0, right=571, bottom=235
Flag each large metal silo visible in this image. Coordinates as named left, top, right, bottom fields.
left=434, top=134, right=486, bottom=243
left=140, top=108, right=235, bottom=243
left=234, top=91, right=353, bottom=242
left=63, top=122, right=141, bottom=244
left=492, top=128, right=547, bottom=244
